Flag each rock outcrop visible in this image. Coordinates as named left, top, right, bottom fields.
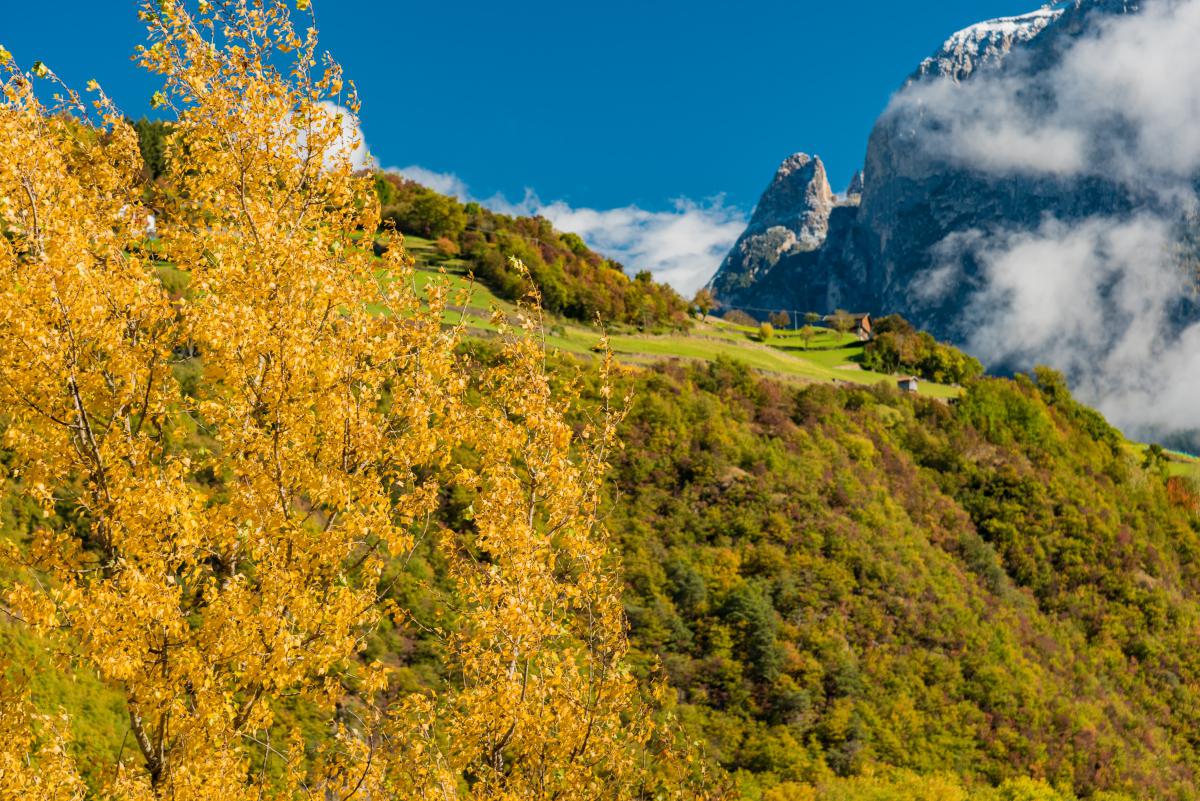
left=709, top=154, right=837, bottom=297
left=915, top=5, right=1065, bottom=82
left=709, top=0, right=1167, bottom=340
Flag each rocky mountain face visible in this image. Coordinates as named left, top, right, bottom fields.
left=915, top=5, right=1065, bottom=82
left=709, top=154, right=839, bottom=298
left=709, top=0, right=1172, bottom=342
left=708, top=151, right=868, bottom=315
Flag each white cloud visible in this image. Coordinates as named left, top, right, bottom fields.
left=308, top=101, right=374, bottom=171
left=931, top=214, right=1200, bottom=444
left=386, top=166, right=745, bottom=295
left=889, top=2, right=1200, bottom=445
left=890, top=1, right=1200, bottom=189
left=535, top=197, right=746, bottom=296
left=390, top=165, right=471, bottom=200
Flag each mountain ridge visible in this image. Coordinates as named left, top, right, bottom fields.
left=914, top=4, right=1065, bottom=82
left=707, top=0, right=1199, bottom=445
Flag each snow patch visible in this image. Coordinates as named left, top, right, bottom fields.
left=919, top=6, right=1064, bottom=81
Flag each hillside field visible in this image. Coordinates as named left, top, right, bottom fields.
left=401, top=235, right=962, bottom=399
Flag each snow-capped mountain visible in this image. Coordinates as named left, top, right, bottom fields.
left=711, top=0, right=1200, bottom=444
left=710, top=0, right=1173, bottom=340
left=916, top=5, right=1065, bottom=82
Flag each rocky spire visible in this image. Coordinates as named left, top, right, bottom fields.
left=707, top=153, right=836, bottom=296
left=748, top=153, right=835, bottom=240
left=846, top=170, right=865, bottom=199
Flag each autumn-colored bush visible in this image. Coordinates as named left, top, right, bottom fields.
left=1167, top=476, right=1200, bottom=512
left=372, top=173, right=691, bottom=330
left=862, top=315, right=984, bottom=384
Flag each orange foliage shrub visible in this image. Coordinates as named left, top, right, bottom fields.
left=1166, top=476, right=1200, bottom=513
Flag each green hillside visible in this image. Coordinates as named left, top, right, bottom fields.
left=401, top=234, right=963, bottom=399
left=373, top=173, right=692, bottom=330
left=12, top=247, right=1200, bottom=799
left=10, top=127, right=1200, bottom=800
left=381, top=239, right=1200, bottom=800
left=601, top=359, right=1200, bottom=800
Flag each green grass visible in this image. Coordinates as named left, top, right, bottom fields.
left=1168, top=460, right=1200, bottom=479
left=770, top=327, right=860, bottom=348
left=1125, top=442, right=1200, bottom=479
left=535, top=326, right=961, bottom=398
left=387, top=246, right=963, bottom=398
left=783, top=345, right=866, bottom=369
left=1, top=623, right=128, bottom=793
left=1158, top=449, right=1200, bottom=479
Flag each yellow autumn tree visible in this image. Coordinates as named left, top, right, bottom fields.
left=0, top=679, right=86, bottom=801
left=376, top=302, right=714, bottom=800
left=0, top=2, right=714, bottom=800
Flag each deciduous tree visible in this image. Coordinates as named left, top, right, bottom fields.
left=0, top=3, right=712, bottom=800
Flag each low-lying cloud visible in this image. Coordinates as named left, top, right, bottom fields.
left=533, top=198, right=746, bottom=295
left=927, top=215, right=1200, bottom=440
left=390, top=166, right=745, bottom=296
left=892, top=0, right=1200, bottom=445
left=894, top=0, right=1200, bottom=191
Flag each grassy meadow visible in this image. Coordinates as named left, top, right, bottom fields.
left=400, top=235, right=963, bottom=399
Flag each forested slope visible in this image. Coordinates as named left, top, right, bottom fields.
left=372, top=172, right=692, bottom=330
left=6, top=341, right=1200, bottom=799
left=337, top=344, right=1200, bottom=799
left=598, top=359, right=1200, bottom=799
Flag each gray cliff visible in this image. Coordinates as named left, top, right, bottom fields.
left=710, top=154, right=837, bottom=296
left=708, top=0, right=1183, bottom=341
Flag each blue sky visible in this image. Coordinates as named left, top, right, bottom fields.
left=3, top=0, right=1042, bottom=289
